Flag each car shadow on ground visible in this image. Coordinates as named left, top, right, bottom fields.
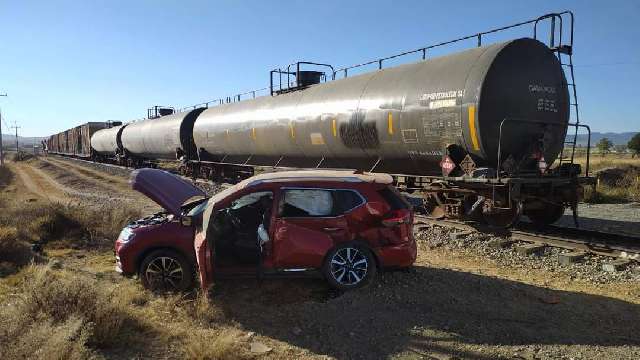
left=211, top=265, right=640, bottom=359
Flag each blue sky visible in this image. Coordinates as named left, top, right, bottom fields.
left=1, top=0, right=639, bottom=136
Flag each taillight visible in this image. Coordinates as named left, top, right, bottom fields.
left=381, top=209, right=412, bottom=244
left=382, top=210, right=411, bottom=227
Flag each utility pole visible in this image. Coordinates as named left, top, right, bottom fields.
left=0, top=93, right=7, bottom=166
left=11, top=123, right=20, bottom=152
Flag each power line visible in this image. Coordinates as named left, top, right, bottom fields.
left=574, top=61, right=640, bottom=68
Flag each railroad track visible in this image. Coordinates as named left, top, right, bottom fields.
left=47, top=154, right=218, bottom=187
left=48, top=154, right=640, bottom=267
left=415, top=215, right=640, bottom=266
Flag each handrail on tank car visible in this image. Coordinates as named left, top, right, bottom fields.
left=496, top=117, right=590, bottom=181
left=179, top=11, right=574, bottom=110
left=574, top=123, right=591, bottom=176
left=270, top=62, right=334, bottom=96
left=332, top=11, right=574, bottom=79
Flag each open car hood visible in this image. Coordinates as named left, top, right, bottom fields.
left=130, top=168, right=206, bottom=216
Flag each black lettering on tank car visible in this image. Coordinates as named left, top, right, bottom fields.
left=339, top=112, right=380, bottom=149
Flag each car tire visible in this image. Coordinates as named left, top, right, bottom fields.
left=323, top=242, right=377, bottom=291
left=139, top=249, right=194, bottom=292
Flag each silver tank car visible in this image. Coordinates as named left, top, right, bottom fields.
left=91, top=124, right=127, bottom=155
left=120, top=108, right=205, bottom=160
left=193, top=38, right=569, bottom=176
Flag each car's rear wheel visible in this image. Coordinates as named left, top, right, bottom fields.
left=323, top=242, right=377, bottom=291
left=139, top=249, right=194, bottom=292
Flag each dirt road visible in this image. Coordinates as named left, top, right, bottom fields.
left=8, top=157, right=158, bottom=213
left=10, top=160, right=74, bottom=203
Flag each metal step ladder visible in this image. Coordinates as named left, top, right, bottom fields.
left=535, top=12, right=582, bottom=171
left=535, top=12, right=591, bottom=228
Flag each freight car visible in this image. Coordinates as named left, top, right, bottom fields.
left=119, top=106, right=204, bottom=167
left=90, top=123, right=128, bottom=164
left=47, top=122, right=119, bottom=158
left=74, top=11, right=594, bottom=227
left=195, top=12, right=592, bottom=227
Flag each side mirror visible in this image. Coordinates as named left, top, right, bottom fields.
left=180, top=216, right=193, bottom=227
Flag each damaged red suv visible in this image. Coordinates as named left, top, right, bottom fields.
left=193, top=170, right=417, bottom=291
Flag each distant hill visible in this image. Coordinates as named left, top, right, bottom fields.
left=569, top=132, right=637, bottom=146
left=1, top=134, right=45, bottom=148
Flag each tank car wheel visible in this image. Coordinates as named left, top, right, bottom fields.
left=525, top=203, right=565, bottom=227
left=481, top=199, right=522, bottom=228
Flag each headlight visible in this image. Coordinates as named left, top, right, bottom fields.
left=118, top=227, right=135, bottom=243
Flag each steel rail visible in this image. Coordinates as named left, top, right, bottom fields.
left=414, top=215, right=640, bottom=260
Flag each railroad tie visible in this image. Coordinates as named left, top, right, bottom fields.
left=515, top=243, right=546, bottom=256
left=557, top=251, right=586, bottom=265
left=487, top=239, right=516, bottom=249
left=602, top=259, right=631, bottom=273
left=449, top=230, right=475, bottom=241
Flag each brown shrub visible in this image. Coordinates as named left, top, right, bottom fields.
left=0, top=202, right=139, bottom=248
left=9, top=151, right=35, bottom=162
left=182, top=328, right=246, bottom=360
left=0, top=316, right=97, bottom=360
left=585, top=166, right=640, bottom=203
left=76, top=205, right=140, bottom=243
left=0, top=165, right=13, bottom=189
left=0, top=265, right=131, bottom=349
left=0, top=226, right=34, bottom=275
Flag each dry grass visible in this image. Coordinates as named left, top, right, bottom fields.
left=571, top=154, right=640, bottom=203
left=0, top=226, right=35, bottom=275
left=0, top=264, right=131, bottom=358
left=182, top=328, right=246, bottom=360
left=0, top=164, right=13, bottom=189
left=0, top=265, right=249, bottom=359
left=573, top=153, right=640, bottom=173
left=1, top=316, right=97, bottom=360
left=9, top=151, right=35, bottom=162
left=0, top=201, right=140, bottom=248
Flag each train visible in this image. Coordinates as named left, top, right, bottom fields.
left=46, top=11, right=594, bottom=228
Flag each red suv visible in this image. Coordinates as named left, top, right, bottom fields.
left=193, top=170, right=416, bottom=291
left=116, top=169, right=416, bottom=292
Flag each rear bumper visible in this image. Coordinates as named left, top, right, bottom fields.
left=376, top=239, right=417, bottom=268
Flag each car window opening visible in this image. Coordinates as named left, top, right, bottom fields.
left=208, top=191, right=274, bottom=268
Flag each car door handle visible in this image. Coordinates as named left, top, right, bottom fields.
left=323, top=227, right=341, bottom=232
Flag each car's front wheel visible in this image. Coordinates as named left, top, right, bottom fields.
left=139, top=249, right=194, bottom=292
left=323, top=242, right=377, bottom=290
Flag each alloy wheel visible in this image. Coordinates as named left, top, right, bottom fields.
left=330, top=247, right=368, bottom=286
left=144, top=256, right=184, bottom=291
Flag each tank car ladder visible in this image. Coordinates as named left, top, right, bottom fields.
left=535, top=12, right=585, bottom=174
left=535, top=12, right=591, bottom=227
